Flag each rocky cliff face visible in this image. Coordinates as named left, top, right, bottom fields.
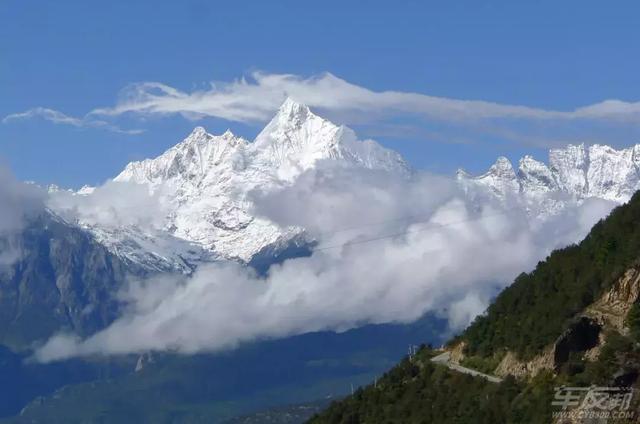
left=494, top=348, right=555, bottom=379
left=0, top=213, right=133, bottom=350
left=492, top=263, right=640, bottom=380
left=586, top=265, right=640, bottom=333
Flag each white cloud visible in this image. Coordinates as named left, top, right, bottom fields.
left=7, top=72, right=640, bottom=147
left=447, top=292, right=490, bottom=331
left=0, top=164, right=45, bottom=265
left=47, top=180, right=170, bottom=229
left=3, top=107, right=143, bottom=135
left=34, top=165, right=615, bottom=362
left=91, top=72, right=640, bottom=124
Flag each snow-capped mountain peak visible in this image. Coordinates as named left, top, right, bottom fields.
left=77, top=99, right=410, bottom=267
left=517, top=155, right=558, bottom=195
left=187, top=125, right=208, bottom=140
left=114, top=127, right=249, bottom=189
left=252, top=97, right=344, bottom=176
left=488, top=156, right=516, bottom=177
left=221, top=128, right=237, bottom=139
left=59, top=96, right=640, bottom=272
left=548, top=143, right=588, bottom=196
left=252, top=98, right=409, bottom=180
left=457, top=156, right=519, bottom=201
left=459, top=143, right=640, bottom=215
left=276, top=97, right=312, bottom=122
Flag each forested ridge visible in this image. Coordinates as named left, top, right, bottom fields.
left=309, top=193, right=640, bottom=423
left=463, top=191, right=640, bottom=359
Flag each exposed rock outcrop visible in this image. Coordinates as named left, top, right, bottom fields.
left=494, top=347, right=554, bottom=379
left=449, top=342, right=466, bottom=364
left=585, top=265, right=640, bottom=334
left=554, top=317, right=602, bottom=369
left=494, top=318, right=603, bottom=378
left=497, top=265, right=640, bottom=380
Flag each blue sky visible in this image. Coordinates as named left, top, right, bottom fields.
left=2, top=0, right=640, bottom=187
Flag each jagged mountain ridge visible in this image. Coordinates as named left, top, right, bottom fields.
left=105, top=98, right=409, bottom=267
left=457, top=143, right=640, bottom=216
left=63, top=98, right=640, bottom=271
left=459, top=143, right=640, bottom=202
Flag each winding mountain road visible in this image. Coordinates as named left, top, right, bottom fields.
left=430, top=351, right=503, bottom=383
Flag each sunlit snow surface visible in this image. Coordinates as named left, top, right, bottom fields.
left=55, top=99, right=640, bottom=272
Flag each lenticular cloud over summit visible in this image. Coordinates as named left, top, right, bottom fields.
left=35, top=98, right=623, bottom=361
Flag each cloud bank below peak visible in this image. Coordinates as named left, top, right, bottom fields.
left=34, top=165, right=617, bottom=362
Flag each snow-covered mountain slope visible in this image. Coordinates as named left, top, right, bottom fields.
left=457, top=144, right=640, bottom=215
left=53, top=97, right=640, bottom=272
left=46, top=183, right=212, bottom=274
left=252, top=99, right=409, bottom=180
left=102, top=99, right=409, bottom=267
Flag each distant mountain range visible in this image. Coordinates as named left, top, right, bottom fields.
left=4, top=99, right=640, bottom=422
left=48, top=99, right=640, bottom=273
left=458, top=143, right=640, bottom=216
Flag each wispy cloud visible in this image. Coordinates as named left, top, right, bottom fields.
left=0, top=164, right=45, bottom=265
left=7, top=72, right=640, bottom=145
left=91, top=72, right=640, bottom=124
left=3, top=107, right=143, bottom=135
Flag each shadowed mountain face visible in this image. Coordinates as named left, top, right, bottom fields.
left=0, top=213, right=134, bottom=351
left=0, top=210, right=448, bottom=423
left=0, top=212, right=142, bottom=418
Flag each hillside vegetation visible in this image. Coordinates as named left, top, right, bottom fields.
left=463, top=192, right=640, bottom=360
left=310, top=193, right=640, bottom=423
